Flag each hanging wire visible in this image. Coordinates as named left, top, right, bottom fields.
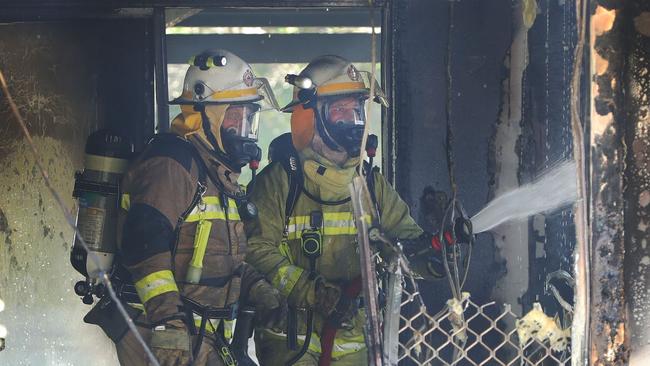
left=0, top=68, right=160, bottom=366
left=359, top=0, right=378, bottom=184
left=445, top=1, right=458, bottom=199
left=569, top=0, right=590, bottom=361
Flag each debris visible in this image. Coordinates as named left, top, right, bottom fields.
left=516, top=302, right=570, bottom=352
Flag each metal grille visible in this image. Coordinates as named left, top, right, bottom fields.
left=395, top=283, right=572, bottom=366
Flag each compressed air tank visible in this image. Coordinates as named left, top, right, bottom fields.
left=70, top=130, right=132, bottom=281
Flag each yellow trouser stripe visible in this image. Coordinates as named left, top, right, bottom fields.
left=135, top=270, right=179, bottom=304
left=272, top=265, right=304, bottom=297
left=263, top=329, right=366, bottom=358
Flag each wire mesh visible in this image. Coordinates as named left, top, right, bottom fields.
left=394, top=282, right=572, bottom=366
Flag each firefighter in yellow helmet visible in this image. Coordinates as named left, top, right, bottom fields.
left=114, top=49, right=283, bottom=366
left=244, top=55, right=468, bottom=366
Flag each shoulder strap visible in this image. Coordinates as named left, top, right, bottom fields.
left=269, top=133, right=303, bottom=227
left=278, top=141, right=303, bottom=228
left=147, top=134, right=207, bottom=227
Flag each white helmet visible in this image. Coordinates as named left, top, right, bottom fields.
left=173, top=49, right=278, bottom=108
left=171, top=49, right=279, bottom=171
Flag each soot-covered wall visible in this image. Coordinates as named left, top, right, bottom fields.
left=391, top=0, right=579, bottom=319
left=390, top=0, right=511, bottom=310
left=0, top=19, right=152, bottom=365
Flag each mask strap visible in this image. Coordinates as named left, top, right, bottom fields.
left=195, top=105, right=222, bottom=154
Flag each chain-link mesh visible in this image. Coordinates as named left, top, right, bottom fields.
left=394, top=281, right=572, bottom=366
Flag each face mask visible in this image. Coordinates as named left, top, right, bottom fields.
left=195, top=103, right=262, bottom=171
left=317, top=95, right=367, bottom=157
left=221, top=129, right=261, bottom=168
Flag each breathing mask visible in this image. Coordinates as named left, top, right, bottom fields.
left=316, top=94, right=367, bottom=157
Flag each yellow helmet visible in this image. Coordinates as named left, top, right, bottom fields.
left=283, top=55, right=387, bottom=155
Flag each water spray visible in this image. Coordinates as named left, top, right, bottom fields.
left=469, top=160, right=578, bottom=234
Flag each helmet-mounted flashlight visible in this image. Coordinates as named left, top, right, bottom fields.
left=189, top=55, right=227, bottom=70
left=285, top=74, right=314, bottom=90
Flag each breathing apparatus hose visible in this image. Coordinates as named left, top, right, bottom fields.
left=285, top=309, right=314, bottom=366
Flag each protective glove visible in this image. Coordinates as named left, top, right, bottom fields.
left=311, top=279, right=338, bottom=317
left=314, top=278, right=360, bottom=329
left=247, top=279, right=287, bottom=329
left=403, top=217, right=473, bottom=280
left=149, top=318, right=193, bottom=366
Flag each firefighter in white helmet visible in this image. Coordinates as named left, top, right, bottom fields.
left=114, top=49, right=283, bottom=366
left=244, top=55, right=463, bottom=366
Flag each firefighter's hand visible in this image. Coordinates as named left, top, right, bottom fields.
left=149, top=319, right=193, bottom=366
left=313, top=279, right=342, bottom=317
left=248, top=279, right=286, bottom=329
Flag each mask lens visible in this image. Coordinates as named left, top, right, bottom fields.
left=221, top=103, right=261, bottom=140
left=323, top=96, right=366, bottom=127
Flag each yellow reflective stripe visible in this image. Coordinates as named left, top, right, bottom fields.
left=210, top=87, right=258, bottom=100
left=278, top=239, right=294, bottom=264
left=185, top=196, right=241, bottom=222
left=272, top=265, right=304, bottom=297
left=323, top=212, right=354, bottom=220
left=121, top=194, right=131, bottom=210
left=186, top=219, right=212, bottom=283
left=192, top=315, right=217, bottom=334
left=223, top=320, right=234, bottom=340
left=317, top=82, right=366, bottom=95
left=331, top=335, right=366, bottom=358
left=201, top=196, right=238, bottom=208
left=262, top=329, right=365, bottom=358
left=135, top=270, right=179, bottom=304
left=186, top=211, right=227, bottom=222
left=85, top=154, right=130, bottom=174
left=286, top=212, right=370, bottom=239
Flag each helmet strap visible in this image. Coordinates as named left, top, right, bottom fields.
left=196, top=104, right=241, bottom=172
left=314, top=106, right=344, bottom=153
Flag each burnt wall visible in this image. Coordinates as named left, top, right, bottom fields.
left=624, top=1, right=650, bottom=365
left=0, top=19, right=152, bottom=364
left=390, top=0, right=512, bottom=310
left=519, top=0, right=577, bottom=317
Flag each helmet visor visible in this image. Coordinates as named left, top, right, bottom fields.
left=320, top=95, right=367, bottom=128
left=221, top=103, right=261, bottom=140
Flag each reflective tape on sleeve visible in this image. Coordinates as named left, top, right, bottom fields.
left=272, top=265, right=304, bottom=297
left=135, top=270, right=179, bottom=304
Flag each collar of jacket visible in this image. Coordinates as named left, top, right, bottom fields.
left=188, top=134, right=242, bottom=195
left=299, top=146, right=360, bottom=201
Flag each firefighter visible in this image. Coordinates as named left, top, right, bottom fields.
left=244, top=55, right=465, bottom=366
left=115, top=49, right=283, bottom=366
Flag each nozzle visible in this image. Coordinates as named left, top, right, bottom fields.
left=454, top=217, right=473, bottom=243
